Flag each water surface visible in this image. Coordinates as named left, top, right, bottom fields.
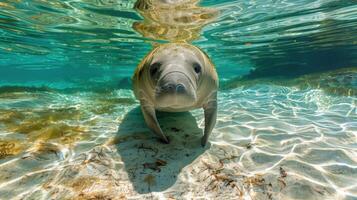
left=0, top=0, right=356, bottom=199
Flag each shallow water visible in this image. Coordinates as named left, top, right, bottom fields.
left=0, top=0, right=357, bottom=199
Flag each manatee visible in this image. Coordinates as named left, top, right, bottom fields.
left=132, top=43, right=218, bottom=146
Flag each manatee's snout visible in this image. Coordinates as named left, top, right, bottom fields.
left=158, top=72, right=191, bottom=94
left=156, top=71, right=196, bottom=108
left=160, top=83, right=186, bottom=94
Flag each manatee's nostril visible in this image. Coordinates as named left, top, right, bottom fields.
left=162, top=83, right=175, bottom=92
left=167, top=84, right=174, bottom=91
left=176, top=84, right=185, bottom=93
left=161, top=83, right=185, bottom=93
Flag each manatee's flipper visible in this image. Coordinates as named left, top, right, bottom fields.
left=201, top=93, right=217, bottom=146
left=140, top=103, right=169, bottom=144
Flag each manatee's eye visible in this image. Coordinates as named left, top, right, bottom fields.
left=150, top=62, right=161, bottom=76
left=193, top=62, right=201, bottom=74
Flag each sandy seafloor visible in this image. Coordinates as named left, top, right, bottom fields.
left=0, top=83, right=356, bottom=200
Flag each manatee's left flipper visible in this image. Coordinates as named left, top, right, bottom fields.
left=201, top=93, right=217, bottom=147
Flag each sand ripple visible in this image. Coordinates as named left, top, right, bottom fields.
left=0, top=85, right=356, bottom=199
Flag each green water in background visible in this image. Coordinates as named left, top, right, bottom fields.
left=0, top=0, right=356, bottom=88
left=0, top=0, right=356, bottom=199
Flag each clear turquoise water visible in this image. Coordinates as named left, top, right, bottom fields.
left=0, top=0, right=356, bottom=199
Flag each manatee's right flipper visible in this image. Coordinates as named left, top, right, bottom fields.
left=201, top=92, right=218, bottom=147
left=140, top=103, right=169, bottom=144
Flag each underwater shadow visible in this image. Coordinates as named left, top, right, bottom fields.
left=114, top=106, right=208, bottom=193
